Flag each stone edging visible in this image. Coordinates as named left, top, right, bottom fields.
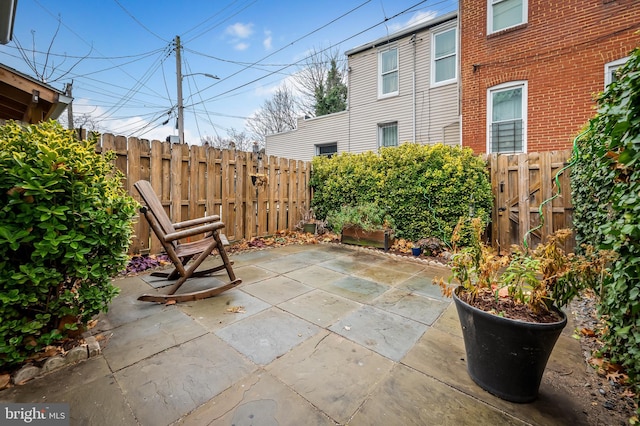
left=11, top=335, right=101, bottom=386
left=317, top=240, right=452, bottom=268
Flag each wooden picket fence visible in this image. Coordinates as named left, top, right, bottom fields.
left=92, top=133, right=311, bottom=255
left=485, top=150, right=575, bottom=254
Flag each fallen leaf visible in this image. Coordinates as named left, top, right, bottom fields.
left=226, top=306, right=246, bottom=314
left=588, top=357, right=604, bottom=368
left=580, top=328, right=596, bottom=337
left=42, top=346, right=60, bottom=358
left=0, top=373, right=10, bottom=389
left=86, top=319, right=98, bottom=330
left=165, top=300, right=177, bottom=306
left=621, top=389, right=636, bottom=398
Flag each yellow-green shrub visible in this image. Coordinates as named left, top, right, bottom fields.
left=0, top=120, right=138, bottom=368
left=310, top=143, right=492, bottom=242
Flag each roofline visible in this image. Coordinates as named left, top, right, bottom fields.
left=0, top=62, right=66, bottom=96
left=345, top=10, right=458, bottom=56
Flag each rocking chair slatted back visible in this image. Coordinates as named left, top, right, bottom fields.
left=134, top=180, right=178, bottom=248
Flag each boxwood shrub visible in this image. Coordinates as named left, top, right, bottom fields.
left=0, top=120, right=138, bottom=368
left=310, top=143, right=492, bottom=243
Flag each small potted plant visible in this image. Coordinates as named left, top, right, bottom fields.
left=326, top=203, right=395, bottom=251
left=437, top=217, right=616, bottom=402
left=296, top=208, right=326, bottom=235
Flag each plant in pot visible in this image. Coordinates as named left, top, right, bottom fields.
left=436, top=217, right=616, bottom=403
left=296, top=208, right=326, bottom=235
left=326, top=203, right=395, bottom=251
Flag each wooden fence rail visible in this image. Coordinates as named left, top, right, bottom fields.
left=485, top=150, right=575, bottom=254
left=92, top=133, right=311, bottom=255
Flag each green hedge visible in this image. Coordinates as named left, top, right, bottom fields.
left=0, top=121, right=138, bottom=368
left=310, top=143, right=492, bottom=243
left=571, top=46, right=640, bottom=403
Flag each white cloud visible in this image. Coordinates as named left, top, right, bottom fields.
left=263, top=30, right=272, bottom=50
left=226, top=22, right=254, bottom=39
left=253, top=81, right=280, bottom=98
left=389, top=10, right=438, bottom=32
left=234, top=42, right=250, bottom=51
left=252, top=75, right=304, bottom=113
left=225, top=22, right=254, bottom=51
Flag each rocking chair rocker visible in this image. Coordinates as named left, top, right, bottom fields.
left=134, top=180, right=241, bottom=303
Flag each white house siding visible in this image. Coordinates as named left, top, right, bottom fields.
left=266, top=111, right=348, bottom=162
left=266, top=12, right=459, bottom=161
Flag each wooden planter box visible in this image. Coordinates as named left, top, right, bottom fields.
left=340, top=225, right=393, bottom=252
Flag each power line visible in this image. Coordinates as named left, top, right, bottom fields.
left=185, top=0, right=373, bottom=107
left=183, top=0, right=259, bottom=44
left=92, top=48, right=169, bottom=120
left=113, top=0, right=168, bottom=43
left=184, top=46, right=348, bottom=69
left=31, top=0, right=172, bottom=113
left=1, top=43, right=165, bottom=60
left=189, top=0, right=431, bottom=108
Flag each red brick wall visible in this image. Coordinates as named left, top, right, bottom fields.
left=460, top=0, right=640, bottom=153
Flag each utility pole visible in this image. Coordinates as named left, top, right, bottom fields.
left=65, top=81, right=73, bottom=130
left=174, top=35, right=218, bottom=144
left=175, top=35, right=184, bottom=144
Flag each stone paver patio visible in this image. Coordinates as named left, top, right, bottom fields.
left=0, top=243, right=601, bottom=425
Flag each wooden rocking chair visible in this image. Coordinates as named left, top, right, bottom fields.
left=134, top=180, right=241, bottom=303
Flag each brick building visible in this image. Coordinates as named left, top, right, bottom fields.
left=460, top=0, right=639, bottom=154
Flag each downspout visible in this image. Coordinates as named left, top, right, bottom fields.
left=457, top=17, right=462, bottom=147
left=411, top=34, right=417, bottom=143
left=348, top=62, right=351, bottom=152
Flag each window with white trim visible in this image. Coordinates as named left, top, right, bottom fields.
left=315, top=143, right=337, bottom=157
left=378, top=48, right=398, bottom=98
left=487, top=81, right=527, bottom=153
left=488, top=0, right=527, bottom=34
left=605, top=57, right=629, bottom=87
left=432, top=27, right=457, bottom=86
left=378, top=122, right=398, bottom=147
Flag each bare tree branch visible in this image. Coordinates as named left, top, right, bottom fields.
left=201, top=127, right=258, bottom=152
left=13, top=20, right=90, bottom=84
left=246, top=84, right=298, bottom=143
left=293, top=46, right=347, bottom=117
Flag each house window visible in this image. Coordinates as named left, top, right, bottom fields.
left=379, top=48, right=398, bottom=98
left=605, top=57, right=629, bottom=87
left=487, top=81, right=527, bottom=153
left=378, top=122, right=398, bottom=147
left=488, top=0, right=527, bottom=34
left=316, top=143, right=337, bottom=157
left=432, top=27, right=457, bottom=86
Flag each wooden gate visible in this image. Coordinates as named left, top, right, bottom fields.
left=486, top=150, right=574, bottom=254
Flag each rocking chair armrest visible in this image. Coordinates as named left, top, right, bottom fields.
left=164, top=221, right=225, bottom=242
left=173, top=215, right=221, bottom=229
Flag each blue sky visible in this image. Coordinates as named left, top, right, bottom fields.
left=1, top=0, right=457, bottom=144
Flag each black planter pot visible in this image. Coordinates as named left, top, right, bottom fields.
left=453, top=287, right=567, bottom=403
